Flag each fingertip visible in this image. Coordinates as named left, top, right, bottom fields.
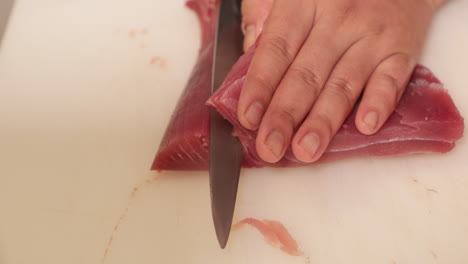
left=355, top=52, right=414, bottom=136
left=356, top=109, right=380, bottom=135
left=237, top=112, right=256, bottom=131
left=292, top=132, right=323, bottom=163
left=256, top=129, right=285, bottom=163
left=242, top=25, right=256, bottom=52
left=238, top=101, right=264, bottom=130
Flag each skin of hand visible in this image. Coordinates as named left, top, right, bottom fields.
left=238, top=0, right=447, bottom=164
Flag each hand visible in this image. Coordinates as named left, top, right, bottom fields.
left=238, top=0, right=445, bottom=163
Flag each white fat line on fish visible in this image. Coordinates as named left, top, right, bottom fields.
left=187, top=137, right=204, bottom=161
left=327, top=138, right=454, bottom=152
left=179, top=143, right=195, bottom=162
left=176, top=151, right=184, bottom=161
left=409, top=79, right=443, bottom=90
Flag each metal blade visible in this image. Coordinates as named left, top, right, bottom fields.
left=0, top=0, right=14, bottom=47
left=209, top=0, right=244, bottom=249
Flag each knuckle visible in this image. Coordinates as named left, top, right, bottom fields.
left=288, top=66, right=323, bottom=97
left=250, top=73, right=277, bottom=94
left=374, top=73, right=401, bottom=106
left=341, top=3, right=358, bottom=17
left=263, top=34, right=294, bottom=64
left=374, top=52, right=415, bottom=103
left=389, top=52, right=414, bottom=71
left=356, top=19, right=387, bottom=40
left=327, top=77, right=358, bottom=109
left=313, top=112, right=334, bottom=137
left=365, top=22, right=387, bottom=37
left=273, top=106, right=300, bottom=127
left=337, top=2, right=358, bottom=22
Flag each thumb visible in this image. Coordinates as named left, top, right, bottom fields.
left=241, top=0, right=273, bottom=51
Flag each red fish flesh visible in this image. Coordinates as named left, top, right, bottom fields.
left=152, top=0, right=464, bottom=170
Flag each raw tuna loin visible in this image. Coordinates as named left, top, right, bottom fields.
left=152, top=0, right=464, bottom=170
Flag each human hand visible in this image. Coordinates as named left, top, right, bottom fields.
left=238, top=0, right=446, bottom=163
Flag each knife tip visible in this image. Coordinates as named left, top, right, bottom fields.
left=213, top=211, right=232, bottom=249
left=216, top=229, right=229, bottom=249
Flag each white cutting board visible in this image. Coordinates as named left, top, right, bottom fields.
left=1, top=0, right=467, bottom=263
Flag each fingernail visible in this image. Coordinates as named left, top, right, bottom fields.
left=244, top=101, right=264, bottom=128
left=265, top=130, right=284, bottom=159
left=299, top=132, right=320, bottom=159
left=242, top=24, right=255, bottom=35
left=243, top=25, right=256, bottom=51
left=363, top=111, right=379, bottom=133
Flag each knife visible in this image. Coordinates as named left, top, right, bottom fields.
left=0, top=0, right=14, bottom=47
left=209, top=0, right=244, bottom=249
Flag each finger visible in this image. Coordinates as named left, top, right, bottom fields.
left=355, top=53, right=415, bottom=135
left=241, top=0, right=273, bottom=51
left=237, top=0, right=316, bottom=131
left=254, top=27, right=354, bottom=163
left=243, top=25, right=257, bottom=52
left=292, top=41, right=382, bottom=163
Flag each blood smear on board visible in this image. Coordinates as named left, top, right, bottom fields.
left=232, top=218, right=303, bottom=256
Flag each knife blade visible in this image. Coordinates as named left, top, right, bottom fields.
left=0, top=0, right=14, bottom=47
left=209, top=0, right=244, bottom=249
